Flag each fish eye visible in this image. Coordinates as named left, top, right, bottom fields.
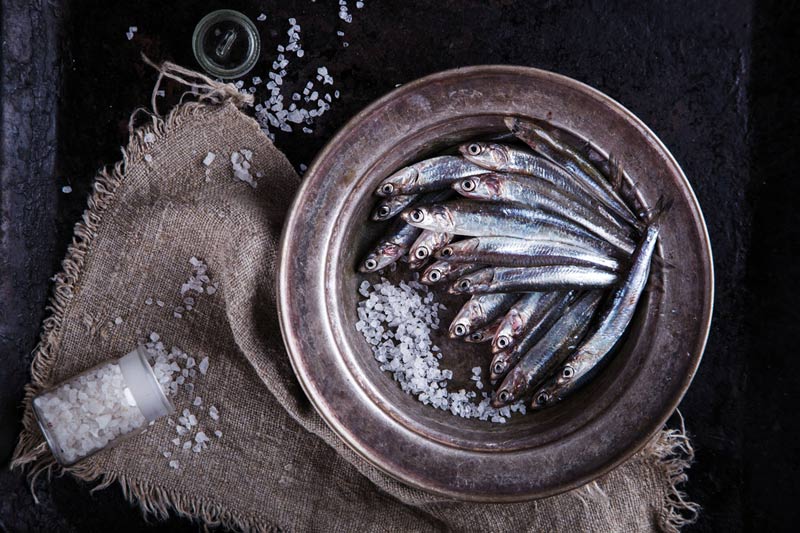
left=461, top=178, right=476, bottom=192
left=493, top=362, right=505, bottom=375
left=428, top=269, right=441, bottom=281
left=364, top=258, right=377, bottom=270
left=415, top=247, right=429, bottom=259
left=454, top=323, right=467, bottom=336
left=536, top=392, right=549, bottom=405
left=381, top=183, right=394, bottom=194
left=469, top=331, right=483, bottom=341
left=498, top=390, right=510, bottom=402
left=377, top=205, right=390, bottom=217
left=441, top=247, right=453, bottom=257
left=496, top=336, right=510, bottom=348
left=458, top=279, right=471, bottom=291
left=562, top=366, right=574, bottom=379
left=467, top=143, right=482, bottom=156
left=410, top=209, right=425, bottom=222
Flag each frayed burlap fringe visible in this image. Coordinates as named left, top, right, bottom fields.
left=646, top=412, right=701, bottom=532
left=9, top=58, right=257, bottom=528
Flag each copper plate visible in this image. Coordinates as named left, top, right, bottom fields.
left=277, top=66, right=713, bottom=501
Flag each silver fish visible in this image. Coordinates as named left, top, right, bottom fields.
left=492, top=291, right=602, bottom=407
left=460, top=140, right=639, bottom=231
left=448, top=293, right=519, bottom=338
left=450, top=266, right=619, bottom=295
left=532, top=225, right=660, bottom=409
left=504, top=118, right=641, bottom=230
left=401, top=200, right=610, bottom=250
left=438, top=236, right=622, bottom=272
left=375, top=156, right=490, bottom=196
left=371, top=194, right=419, bottom=221
left=453, top=173, right=635, bottom=254
left=372, top=189, right=454, bottom=222
left=408, top=230, right=453, bottom=270
left=420, top=260, right=485, bottom=285
left=489, top=292, right=574, bottom=384
left=463, top=316, right=504, bottom=344
left=358, top=219, right=422, bottom=272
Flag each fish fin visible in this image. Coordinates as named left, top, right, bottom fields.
left=651, top=254, right=676, bottom=272
left=642, top=195, right=674, bottom=225
left=609, top=153, right=624, bottom=191
left=504, top=116, right=521, bottom=133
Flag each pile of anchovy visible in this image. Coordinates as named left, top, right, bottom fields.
left=358, top=117, right=660, bottom=411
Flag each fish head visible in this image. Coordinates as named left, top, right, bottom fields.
left=408, top=239, right=433, bottom=270
left=554, top=361, right=582, bottom=387
left=530, top=383, right=558, bottom=410
left=449, top=268, right=494, bottom=295
left=375, top=167, right=419, bottom=196
left=448, top=317, right=471, bottom=338
left=460, top=142, right=510, bottom=171
left=371, top=197, right=405, bottom=221
left=489, top=350, right=512, bottom=384
left=492, top=312, right=520, bottom=352
left=401, top=204, right=454, bottom=231
left=453, top=174, right=504, bottom=201
left=358, top=242, right=403, bottom=272
left=491, top=367, right=526, bottom=407
left=420, top=260, right=450, bottom=284
left=437, top=238, right=479, bottom=260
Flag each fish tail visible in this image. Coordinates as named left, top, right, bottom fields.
left=608, top=153, right=624, bottom=191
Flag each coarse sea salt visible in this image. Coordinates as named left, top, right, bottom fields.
left=33, top=361, right=148, bottom=464
left=355, top=279, right=525, bottom=423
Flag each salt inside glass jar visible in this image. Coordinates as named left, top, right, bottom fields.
left=32, top=346, right=174, bottom=465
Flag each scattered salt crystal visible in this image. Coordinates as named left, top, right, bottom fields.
left=61, top=185, right=72, bottom=194
left=150, top=332, right=160, bottom=342
left=193, top=396, right=202, bottom=406
left=209, top=405, right=219, bottom=420
left=202, top=152, right=216, bottom=166
left=114, top=317, right=123, bottom=325
left=257, top=13, right=267, bottom=21
left=171, top=438, right=180, bottom=446
left=169, top=460, right=179, bottom=469
left=163, top=451, right=171, bottom=458
left=156, top=300, right=164, bottom=307
left=143, top=132, right=155, bottom=143
left=198, top=357, right=209, bottom=375
left=144, top=154, right=153, bottom=163
left=182, top=441, right=192, bottom=450
left=214, top=430, right=223, bottom=438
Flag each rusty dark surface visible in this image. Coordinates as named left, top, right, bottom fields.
left=1, top=0, right=798, bottom=531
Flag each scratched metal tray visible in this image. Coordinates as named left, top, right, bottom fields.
left=277, top=66, right=713, bottom=501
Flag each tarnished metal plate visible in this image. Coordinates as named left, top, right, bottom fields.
left=277, top=66, right=713, bottom=501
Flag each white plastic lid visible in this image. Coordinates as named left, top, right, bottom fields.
left=118, top=346, right=174, bottom=421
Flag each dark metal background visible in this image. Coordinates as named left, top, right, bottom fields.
left=1, top=0, right=798, bottom=531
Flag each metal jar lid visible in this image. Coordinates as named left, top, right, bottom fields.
left=192, top=9, right=261, bottom=79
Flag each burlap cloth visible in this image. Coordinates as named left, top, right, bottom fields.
left=12, top=65, right=698, bottom=532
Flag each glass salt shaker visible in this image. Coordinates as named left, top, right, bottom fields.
left=32, top=346, right=174, bottom=466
